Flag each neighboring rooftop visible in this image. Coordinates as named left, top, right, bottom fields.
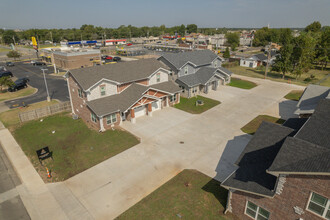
left=295, top=84, right=330, bottom=115
left=222, top=122, right=294, bottom=197
left=69, top=59, right=169, bottom=90
left=222, top=98, right=330, bottom=197
left=176, top=67, right=227, bottom=87
left=41, top=48, right=100, bottom=56
left=159, top=50, right=219, bottom=69
left=252, top=53, right=267, bottom=61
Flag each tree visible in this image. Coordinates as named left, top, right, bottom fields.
left=223, top=47, right=230, bottom=58
left=225, top=32, right=239, bottom=51
left=0, top=76, right=14, bottom=91
left=273, top=44, right=293, bottom=79
left=291, top=33, right=317, bottom=78
left=2, top=30, right=19, bottom=44
left=178, top=24, right=186, bottom=36
left=305, top=21, right=322, bottom=33
left=315, top=26, right=330, bottom=70
left=186, top=24, right=197, bottom=34
left=7, top=50, right=21, bottom=60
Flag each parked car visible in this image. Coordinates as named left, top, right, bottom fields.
left=101, top=55, right=113, bottom=60
left=113, top=57, right=121, bottom=61
left=8, top=80, right=27, bottom=92
left=126, top=43, right=133, bottom=46
left=0, top=71, right=13, bottom=78
left=6, top=62, right=14, bottom=66
left=93, top=46, right=100, bottom=49
left=30, top=60, right=37, bottom=64
left=33, top=61, right=46, bottom=66
left=15, top=77, right=30, bottom=84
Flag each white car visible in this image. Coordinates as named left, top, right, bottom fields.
left=30, top=60, right=36, bottom=64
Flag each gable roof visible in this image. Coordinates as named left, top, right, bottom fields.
left=222, top=99, right=330, bottom=197
left=222, top=122, right=294, bottom=197
left=295, top=98, right=330, bottom=148
left=87, top=83, right=149, bottom=117
left=295, top=84, right=330, bottom=115
left=252, top=53, right=267, bottom=61
left=87, top=81, right=181, bottom=117
left=159, top=50, right=219, bottom=70
left=176, top=67, right=225, bottom=87
left=69, top=59, right=169, bottom=91
left=268, top=137, right=330, bottom=174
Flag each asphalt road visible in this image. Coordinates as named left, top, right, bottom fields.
left=0, top=144, right=30, bottom=220
left=2, top=62, right=69, bottom=108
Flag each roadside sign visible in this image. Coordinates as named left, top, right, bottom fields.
left=36, top=146, right=53, bottom=165
left=31, top=37, right=38, bottom=50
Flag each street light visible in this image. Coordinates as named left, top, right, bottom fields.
left=41, top=69, right=51, bottom=102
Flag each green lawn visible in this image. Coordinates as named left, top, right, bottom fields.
left=241, top=115, right=286, bottom=135
left=284, top=90, right=304, bottom=101
left=0, top=47, right=11, bottom=52
left=13, top=113, right=139, bottom=182
left=117, top=169, right=237, bottom=220
left=228, top=77, right=257, bottom=89
left=228, top=66, right=330, bottom=87
left=0, top=87, right=36, bottom=102
left=174, top=95, right=220, bottom=114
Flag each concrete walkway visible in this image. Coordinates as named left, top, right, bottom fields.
left=0, top=124, right=69, bottom=220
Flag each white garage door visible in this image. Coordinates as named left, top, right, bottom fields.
left=152, top=100, right=161, bottom=111
left=134, top=105, right=146, bottom=118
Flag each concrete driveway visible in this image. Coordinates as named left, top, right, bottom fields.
left=59, top=77, right=304, bottom=219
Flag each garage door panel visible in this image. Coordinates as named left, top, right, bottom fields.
left=134, top=105, right=146, bottom=118
left=152, top=100, right=161, bottom=111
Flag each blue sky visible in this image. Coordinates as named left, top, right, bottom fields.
left=0, top=0, right=329, bottom=29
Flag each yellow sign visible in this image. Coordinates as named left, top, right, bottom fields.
left=31, top=37, right=37, bottom=46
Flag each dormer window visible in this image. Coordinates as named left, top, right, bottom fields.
left=156, top=73, right=161, bottom=82
left=184, top=66, right=188, bottom=75
left=214, top=60, right=217, bottom=68
left=100, top=85, right=106, bottom=96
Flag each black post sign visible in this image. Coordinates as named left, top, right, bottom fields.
left=36, top=146, right=53, bottom=165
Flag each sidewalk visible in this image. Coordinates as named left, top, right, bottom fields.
left=0, top=122, right=69, bottom=220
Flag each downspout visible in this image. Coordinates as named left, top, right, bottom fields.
left=66, top=74, right=75, bottom=115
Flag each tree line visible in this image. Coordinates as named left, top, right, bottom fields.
left=262, top=21, right=330, bottom=79
left=0, top=24, right=200, bottom=44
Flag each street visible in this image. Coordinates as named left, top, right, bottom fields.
left=0, top=143, right=30, bottom=220
left=1, top=62, right=69, bottom=108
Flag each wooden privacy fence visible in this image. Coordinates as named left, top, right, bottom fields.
left=18, top=101, right=71, bottom=123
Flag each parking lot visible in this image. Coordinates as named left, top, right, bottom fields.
left=1, top=62, right=69, bottom=108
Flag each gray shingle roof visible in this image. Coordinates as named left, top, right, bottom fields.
left=221, top=122, right=294, bottom=197
left=217, top=66, right=233, bottom=76
left=295, top=99, right=330, bottom=149
left=268, top=137, right=330, bottom=173
left=176, top=67, right=226, bottom=87
left=295, top=84, right=330, bottom=115
left=159, top=50, right=219, bottom=69
left=69, top=59, right=169, bottom=90
left=222, top=99, right=330, bottom=197
left=87, top=83, right=148, bottom=117
left=149, top=81, right=181, bottom=94
left=252, top=53, right=267, bottom=61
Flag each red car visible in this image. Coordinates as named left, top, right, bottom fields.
left=126, top=43, right=133, bottom=46
left=102, top=55, right=113, bottom=60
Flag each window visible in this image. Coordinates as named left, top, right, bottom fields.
left=78, top=88, right=83, bottom=98
left=106, top=113, right=117, bottom=125
left=245, top=201, right=270, bottom=220
left=307, top=192, right=330, bottom=219
left=91, top=113, right=97, bottom=123
left=170, top=94, right=177, bottom=102
left=100, top=85, right=106, bottom=96
left=156, top=73, right=161, bottom=82
left=184, top=66, right=188, bottom=75
left=214, top=61, right=217, bottom=67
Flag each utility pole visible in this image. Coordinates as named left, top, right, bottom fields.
left=12, top=36, right=16, bottom=45
left=264, top=42, right=272, bottom=79
left=41, top=69, right=51, bottom=102
left=50, top=31, right=53, bottom=44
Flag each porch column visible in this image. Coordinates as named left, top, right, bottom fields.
left=100, top=116, right=105, bottom=131
left=148, top=103, right=152, bottom=117
left=178, top=93, right=180, bottom=103
left=166, top=96, right=169, bottom=107
left=131, top=109, right=136, bottom=123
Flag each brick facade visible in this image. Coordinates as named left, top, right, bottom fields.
left=102, top=112, right=121, bottom=130
left=54, top=53, right=100, bottom=70
left=68, top=75, right=100, bottom=130
left=228, top=175, right=330, bottom=220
